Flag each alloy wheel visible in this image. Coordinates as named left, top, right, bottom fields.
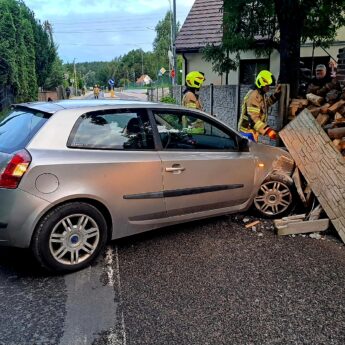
left=254, top=180, right=292, bottom=216
left=49, top=213, right=100, bottom=266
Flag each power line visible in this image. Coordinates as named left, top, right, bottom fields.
left=60, top=42, right=152, bottom=46
left=50, top=11, right=187, bottom=25
left=52, top=20, right=158, bottom=27
left=54, top=28, right=156, bottom=34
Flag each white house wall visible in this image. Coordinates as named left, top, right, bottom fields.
left=184, top=53, right=223, bottom=85
left=184, top=51, right=270, bottom=85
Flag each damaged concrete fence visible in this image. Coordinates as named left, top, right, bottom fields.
left=280, top=109, right=345, bottom=242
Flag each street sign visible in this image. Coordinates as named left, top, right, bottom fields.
left=108, top=79, right=115, bottom=86
left=170, top=69, right=175, bottom=78
left=160, top=67, right=166, bottom=75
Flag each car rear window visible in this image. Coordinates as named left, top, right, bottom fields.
left=0, top=107, right=50, bottom=154
left=68, top=109, right=154, bottom=150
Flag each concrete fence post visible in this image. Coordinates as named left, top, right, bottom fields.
left=179, top=86, right=183, bottom=105
left=210, top=83, right=214, bottom=116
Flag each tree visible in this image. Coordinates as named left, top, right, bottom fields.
left=275, top=0, right=345, bottom=96
left=205, top=0, right=345, bottom=96
left=204, top=0, right=276, bottom=85
left=153, top=11, right=180, bottom=77
left=44, top=57, right=64, bottom=90
left=0, top=1, right=18, bottom=87
left=0, top=0, right=61, bottom=101
left=20, top=18, right=38, bottom=101
left=35, top=20, right=57, bottom=89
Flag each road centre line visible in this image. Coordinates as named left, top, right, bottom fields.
left=114, top=245, right=127, bottom=345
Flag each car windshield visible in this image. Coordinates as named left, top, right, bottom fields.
left=0, top=107, right=50, bottom=154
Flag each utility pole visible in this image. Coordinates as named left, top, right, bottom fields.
left=172, top=0, right=177, bottom=86
left=73, top=59, right=77, bottom=96
left=141, top=51, right=144, bottom=76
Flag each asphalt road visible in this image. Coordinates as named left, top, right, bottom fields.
left=84, top=89, right=147, bottom=101
left=1, top=214, right=345, bottom=345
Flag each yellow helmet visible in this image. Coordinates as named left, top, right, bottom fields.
left=186, top=71, right=205, bottom=89
left=255, top=70, right=273, bottom=89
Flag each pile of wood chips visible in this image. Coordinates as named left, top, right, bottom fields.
left=289, top=93, right=345, bottom=156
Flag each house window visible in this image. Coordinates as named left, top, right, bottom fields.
left=240, top=59, right=270, bottom=85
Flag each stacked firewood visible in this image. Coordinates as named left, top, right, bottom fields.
left=288, top=92, right=345, bottom=156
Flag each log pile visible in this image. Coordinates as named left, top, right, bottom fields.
left=288, top=94, right=345, bottom=156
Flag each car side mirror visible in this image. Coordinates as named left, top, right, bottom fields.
left=239, top=137, right=249, bottom=150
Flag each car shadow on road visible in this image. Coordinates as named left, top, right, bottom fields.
left=113, top=214, right=241, bottom=249
left=0, top=247, right=50, bottom=277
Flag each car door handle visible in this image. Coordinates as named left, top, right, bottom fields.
left=165, top=166, right=185, bottom=173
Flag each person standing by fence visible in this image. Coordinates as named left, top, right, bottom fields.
left=65, top=87, right=71, bottom=99
left=93, top=85, right=100, bottom=99
left=182, top=71, right=206, bottom=133
left=182, top=71, right=205, bottom=110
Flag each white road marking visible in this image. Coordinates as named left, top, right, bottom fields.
left=59, top=247, right=125, bottom=345
left=105, top=247, right=115, bottom=287
left=113, top=245, right=127, bottom=345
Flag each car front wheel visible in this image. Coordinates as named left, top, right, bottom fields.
left=253, top=175, right=294, bottom=218
left=32, top=202, right=108, bottom=272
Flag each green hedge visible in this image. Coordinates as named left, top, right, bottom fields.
left=160, top=95, right=177, bottom=104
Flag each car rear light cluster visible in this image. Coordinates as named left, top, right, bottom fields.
left=0, top=150, right=31, bottom=189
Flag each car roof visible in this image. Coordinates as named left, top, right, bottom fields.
left=12, top=99, right=231, bottom=128
left=14, top=99, right=172, bottom=114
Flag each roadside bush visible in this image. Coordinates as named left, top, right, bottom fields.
left=160, top=95, right=177, bottom=104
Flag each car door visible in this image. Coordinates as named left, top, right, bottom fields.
left=66, top=107, right=166, bottom=237
left=151, top=109, right=256, bottom=217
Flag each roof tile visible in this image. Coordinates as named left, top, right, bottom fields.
left=176, top=0, right=223, bottom=52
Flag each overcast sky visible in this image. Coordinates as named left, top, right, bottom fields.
left=23, top=0, right=194, bottom=63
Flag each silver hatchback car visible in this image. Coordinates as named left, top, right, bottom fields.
left=0, top=100, right=294, bottom=272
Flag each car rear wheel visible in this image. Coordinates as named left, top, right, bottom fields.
left=253, top=175, right=294, bottom=218
left=32, top=202, right=108, bottom=272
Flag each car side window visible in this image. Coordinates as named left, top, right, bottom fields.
left=153, top=111, right=237, bottom=150
left=68, top=109, right=154, bottom=150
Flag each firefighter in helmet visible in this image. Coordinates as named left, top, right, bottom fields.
left=93, top=85, right=100, bottom=99
left=238, top=70, right=281, bottom=142
left=182, top=71, right=206, bottom=134
left=182, top=71, right=205, bottom=110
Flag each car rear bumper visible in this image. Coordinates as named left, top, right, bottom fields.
left=0, top=188, right=50, bottom=248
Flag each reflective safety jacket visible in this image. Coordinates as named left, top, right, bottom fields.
left=182, top=90, right=202, bottom=110
left=93, top=87, right=100, bottom=96
left=238, top=89, right=278, bottom=137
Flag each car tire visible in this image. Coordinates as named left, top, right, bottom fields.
left=253, top=174, right=295, bottom=218
left=31, top=202, right=108, bottom=272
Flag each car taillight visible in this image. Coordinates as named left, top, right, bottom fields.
left=0, top=150, right=31, bottom=189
